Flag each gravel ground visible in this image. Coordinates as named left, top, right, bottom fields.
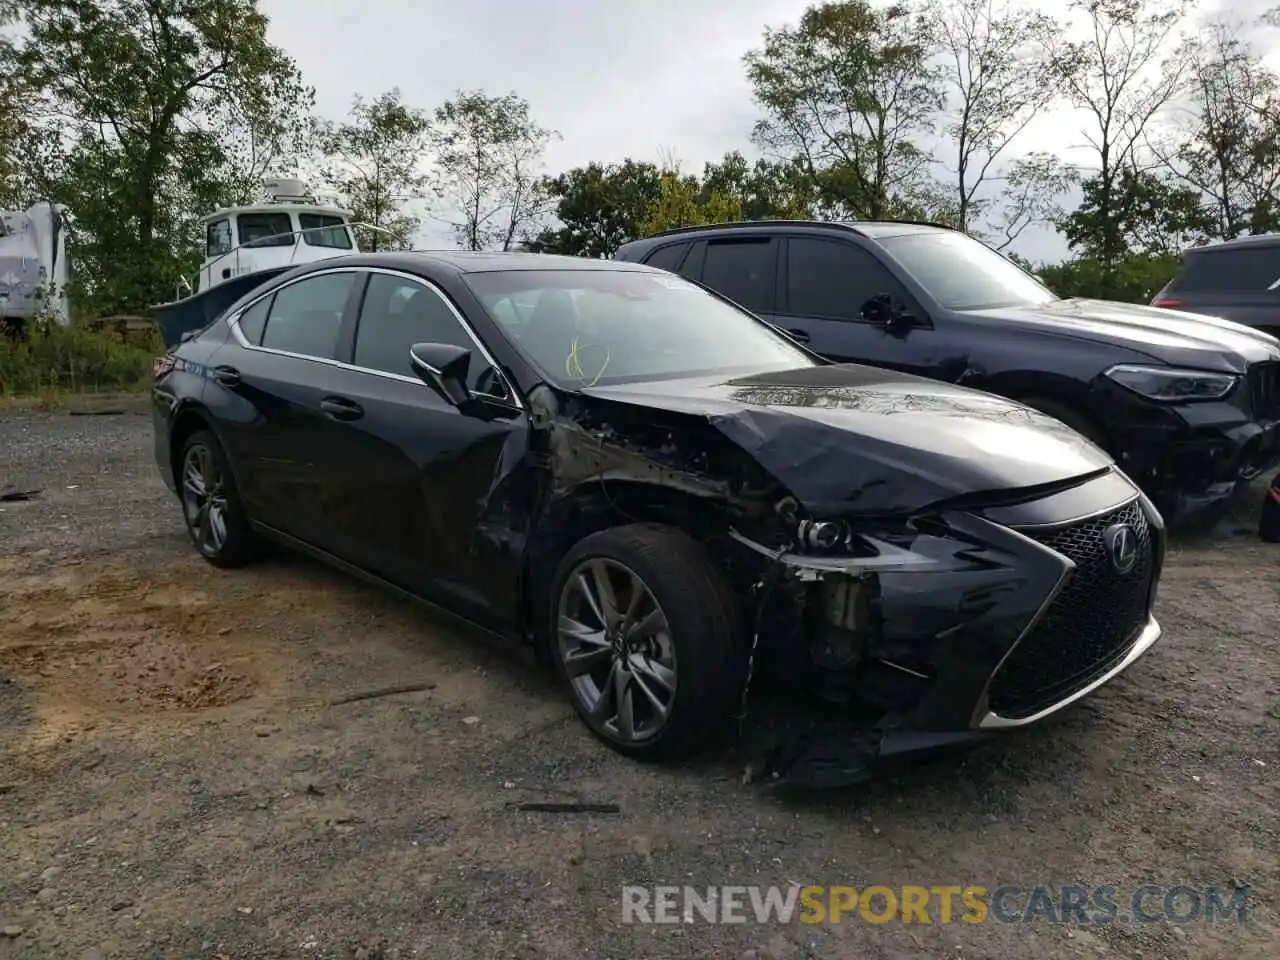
left=0, top=408, right=1277, bottom=960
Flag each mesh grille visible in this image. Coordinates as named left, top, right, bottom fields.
left=987, top=500, right=1154, bottom=720
left=1248, top=362, right=1280, bottom=420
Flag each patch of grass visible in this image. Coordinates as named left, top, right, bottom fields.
left=0, top=322, right=162, bottom=397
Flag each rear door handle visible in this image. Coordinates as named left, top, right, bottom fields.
left=212, top=365, right=240, bottom=387
left=786, top=328, right=811, bottom=343
left=320, top=396, right=364, bottom=421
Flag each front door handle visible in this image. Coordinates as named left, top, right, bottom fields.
left=320, top=396, right=364, bottom=421
left=786, top=328, right=811, bottom=343
left=212, top=365, right=240, bottom=387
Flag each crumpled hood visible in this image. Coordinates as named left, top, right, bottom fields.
left=580, top=363, right=1113, bottom=516
left=978, top=298, right=1280, bottom=372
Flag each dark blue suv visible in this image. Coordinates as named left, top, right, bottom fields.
left=615, top=220, right=1280, bottom=518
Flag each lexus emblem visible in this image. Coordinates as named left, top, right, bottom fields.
left=1104, top=523, right=1138, bottom=574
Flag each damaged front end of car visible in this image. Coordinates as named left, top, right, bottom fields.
left=722, top=482, right=1164, bottom=788
left=520, top=378, right=1165, bottom=789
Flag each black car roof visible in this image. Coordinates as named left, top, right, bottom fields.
left=285, top=250, right=659, bottom=275
left=615, top=220, right=954, bottom=255
left=1184, top=233, right=1280, bottom=254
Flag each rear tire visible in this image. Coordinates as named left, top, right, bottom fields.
left=1018, top=395, right=1111, bottom=453
left=548, top=523, right=743, bottom=761
left=178, top=430, right=256, bottom=568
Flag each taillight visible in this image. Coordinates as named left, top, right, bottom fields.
left=1152, top=297, right=1183, bottom=308
left=153, top=355, right=175, bottom=379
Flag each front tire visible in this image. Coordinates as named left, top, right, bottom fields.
left=178, top=430, right=255, bottom=568
left=549, top=524, right=743, bottom=761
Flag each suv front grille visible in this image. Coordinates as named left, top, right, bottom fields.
left=987, top=500, right=1154, bottom=720
left=1248, top=361, right=1280, bottom=420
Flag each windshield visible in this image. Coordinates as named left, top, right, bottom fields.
left=465, top=269, right=813, bottom=387
left=879, top=232, right=1058, bottom=311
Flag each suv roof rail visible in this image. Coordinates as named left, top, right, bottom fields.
left=638, top=218, right=957, bottom=242
left=1185, top=232, right=1280, bottom=253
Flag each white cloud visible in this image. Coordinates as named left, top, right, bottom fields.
left=260, top=0, right=1278, bottom=263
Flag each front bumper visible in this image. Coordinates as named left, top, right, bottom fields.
left=735, top=474, right=1166, bottom=788
left=1096, top=374, right=1280, bottom=516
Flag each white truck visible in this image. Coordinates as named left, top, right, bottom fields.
left=0, top=201, right=71, bottom=328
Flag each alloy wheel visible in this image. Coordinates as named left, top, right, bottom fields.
left=557, top=558, right=678, bottom=742
left=181, top=443, right=229, bottom=556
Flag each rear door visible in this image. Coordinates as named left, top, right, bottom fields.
left=309, top=269, right=528, bottom=625
left=206, top=268, right=365, bottom=547
left=775, top=235, right=936, bottom=373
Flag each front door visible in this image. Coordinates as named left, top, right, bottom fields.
left=311, top=269, right=528, bottom=627
left=776, top=235, right=940, bottom=377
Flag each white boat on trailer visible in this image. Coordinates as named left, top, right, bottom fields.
left=151, top=178, right=378, bottom=346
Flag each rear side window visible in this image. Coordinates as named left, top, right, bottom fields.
left=644, top=242, right=690, bottom=273
left=1173, top=247, right=1280, bottom=293
left=260, top=272, right=356, bottom=358
left=236, top=296, right=272, bottom=345
left=700, top=239, right=776, bottom=314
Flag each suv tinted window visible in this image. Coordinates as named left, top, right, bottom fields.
left=1174, top=247, right=1280, bottom=292
left=354, top=273, right=494, bottom=392
left=236, top=295, right=272, bottom=344
left=786, top=238, right=908, bottom=320
left=260, top=272, right=355, bottom=358
left=645, top=242, right=690, bottom=272
left=700, top=239, right=775, bottom=313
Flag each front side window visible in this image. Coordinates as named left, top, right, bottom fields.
left=238, top=212, right=295, bottom=248
left=786, top=238, right=910, bottom=320
left=353, top=273, right=495, bottom=393
left=206, top=219, right=232, bottom=259
left=259, top=271, right=355, bottom=358
left=466, top=268, right=812, bottom=388
left=299, top=213, right=353, bottom=249
left=879, top=231, right=1059, bottom=311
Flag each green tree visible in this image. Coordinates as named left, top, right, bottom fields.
left=928, top=0, right=1061, bottom=233
left=638, top=168, right=742, bottom=236
left=318, top=89, right=431, bottom=252
left=1153, top=19, right=1280, bottom=238
left=432, top=90, right=558, bottom=251
left=1061, top=168, right=1212, bottom=265
left=700, top=151, right=824, bottom=220
left=1050, top=0, right=1189, bottom=292
left=527, top=160, right=663, bottom=257
left=12, top=0, right=311, bottom=312
left=744, top=0, right=943, bottom=219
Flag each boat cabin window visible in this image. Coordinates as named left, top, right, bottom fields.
left=206, top=218, right=233, bottom=259
left=299, top=213, right=353, bottom=249
left=238, top=212, right=295, bottom=248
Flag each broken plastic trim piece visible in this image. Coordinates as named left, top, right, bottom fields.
left=728, top=528, right=957, bottom=579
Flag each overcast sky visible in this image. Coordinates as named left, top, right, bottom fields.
left=260, top=0, right=1276, bottom=262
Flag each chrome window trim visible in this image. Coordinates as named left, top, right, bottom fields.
left=223, top=265, right=523, bottom=410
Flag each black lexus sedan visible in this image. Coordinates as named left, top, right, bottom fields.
left=152, top=252, right=1165, bottom=785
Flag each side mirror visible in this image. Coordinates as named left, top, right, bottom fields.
left=409, top=342, right=473, bottom=408
left=861, top=293, right=915, bottom=334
